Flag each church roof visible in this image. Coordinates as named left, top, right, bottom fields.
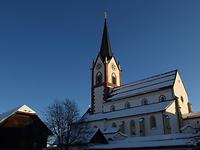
left=107, top=70, right=177, bottom=101
left=182, top=112, right=200, bottom=119
left=85, top=100, right=174, bottom=122
left=99, top=18, right=113, bottom=62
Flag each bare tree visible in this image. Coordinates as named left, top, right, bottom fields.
left=45, top=99, right=86, bottom=150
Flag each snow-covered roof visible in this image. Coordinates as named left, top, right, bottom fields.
left=85, top=100, right=174, bottom=122
left=103, top=127, right=119, bottom=134
left=77, top=128, right=99, bottom=144
left=89, top=133, right=200, bottom=149
left=71, top=128, right=108, bottom=145
left=182, top=112, right=200, bottom=119
left=180, top=124, right=196, bottom=131
left=0, top=105, right=36, bottom=124
left=107, top=70, right=177, bottom=101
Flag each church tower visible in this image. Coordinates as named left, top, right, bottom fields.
left=91, top=16, right=122, bottom=114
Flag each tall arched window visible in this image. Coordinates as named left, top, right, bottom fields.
left=125, top=102, right=131, bottom=109
left=112, top=122, right=117, bottom=128
left=150, top=115, right=157, bottom=129
left=141, top=98, right=148, bottom=105
left=139, top=118, right=145, bottom=136
left=110, top=105, right=115, bottom=111
left=159, top=95, right=166, bottom=102
left=130, top=120, right=136, bottom=136
left=164, top=115, right=171, bottom=134
left=119, top=121, right=125, bottom=133
left=112, top=73, right=117, bottom=85
left=96, top=72, right=102, bottom=85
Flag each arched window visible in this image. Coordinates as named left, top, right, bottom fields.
left=110, top=105, right=115, bottom=111
left=96, top=72, right=102, bottom=85
left=112, top=122, right=117, bottom=128
left=164, top=115, right=171, bottom=134
left=139, top=118, right=145, bottom=136
left=150, top=115, right=157, bottom=129
left=125, top=102, right=131, bottom=109
left=159, top=95, right=166, bottom=102
left=141, top=98, right=148, bottom=105
left=130, top=120, right=136, bottom=136
left=112, top=73, right=117, bottom=85
left=119, top=121, right=125, bottom=133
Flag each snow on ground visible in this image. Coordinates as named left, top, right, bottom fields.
left=89, top=133, right=200, bottom=149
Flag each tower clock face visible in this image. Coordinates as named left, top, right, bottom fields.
left=96, top=63, right=102, bottom=70
left=111, top=64, right=116, bottom=71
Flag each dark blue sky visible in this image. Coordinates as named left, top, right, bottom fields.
left=0, top=0, right=200, bottom=117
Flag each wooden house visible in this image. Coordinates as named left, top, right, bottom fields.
left=0, top=105, right=52, bottom=150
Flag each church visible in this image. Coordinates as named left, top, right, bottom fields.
left=76, top=16, right=200, bottom=150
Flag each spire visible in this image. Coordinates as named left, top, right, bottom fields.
left=99, top=12, right=113, bottom=62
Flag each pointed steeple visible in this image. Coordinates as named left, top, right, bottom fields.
left=99, top=13, right=113, bottom=62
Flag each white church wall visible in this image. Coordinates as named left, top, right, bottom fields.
left=145, top=113, right=165, bottom=136
left=90, top=120, right=105, bottom=131
left=165, top=101, right=179, bottom=133
left=103, top=112, right=164, bottom=137
left=94, top=86, right=104, bottom=113
left=173, top=72, right=189, bottom=115
left=103, top=89, right=173, bottom=112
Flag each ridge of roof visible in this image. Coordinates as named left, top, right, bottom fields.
left=115, top=69, right=178, bottom=90
left=107, top=70, right=177, bottom=101
left=0, top=105, right=36, bottom=124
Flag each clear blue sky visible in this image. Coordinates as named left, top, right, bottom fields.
left=0, top=0, right=200, bottom=118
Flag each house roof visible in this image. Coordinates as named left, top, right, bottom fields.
left=71, top=128, right=108, bottom=145
left=107, top=70, right=177, bottom=101
left=85, top=100, right=174, bottom=122
left=0, top=104, right=52, bottom=136
left=0, top=105, right=36, bottom=124
left=89, top=133, right=200, bottom=149
left=182, top=112, right=200, bottom=119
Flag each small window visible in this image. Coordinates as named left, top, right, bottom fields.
left=181, top=96, right=184, bottom=102
left=150, top=115, right=157, bottom=129
left=130, top=120, right=136, bottom=136
left=112, top=122, right=117, bottom=128
left=110, top=105, right=115, bottom=111
left=141, top=98, right=148, bottom=105
left=96, top=72, right=102, bottom=85
left=159, top=95, right=166, bottom=102
left=125, top=102, right=131, bottom=109
left=112, top=73, right=117, bottom=85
